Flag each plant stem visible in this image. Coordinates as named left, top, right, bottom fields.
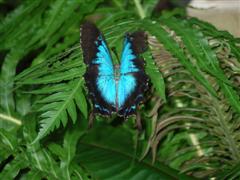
left=0, top=113, right=22, bottom=125
left=134, top=0, right=146, bottom=19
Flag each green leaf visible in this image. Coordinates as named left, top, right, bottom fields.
left=218, top=162, right=240, bottom=180
left=33, top=79, right=87, bottom=143
left=188, top=18, right=240, bottom=61
left=159, top=17, right=240, bottom=113
left=22, top=117, right=60, bottom=178
left=160, top=18, right=230, bottom=84
left=0, top=0, right=43, bottom=48
left=0, top=129, right=18, bottom=151
left=23, top=170, right=42, bottom=180
left=62, top=127, right=85, bottom=179
left=218, top=82, right=240, bottom=113
left=142, top=19, right=218, bottom=97
left=0, top=155, right=29, bottom=179
left=144, top=51, right=166, bottom=102
left=15, top=50, right=84, bottom=84
left=18, top=67, right=83, bottom=85
left=0, top=48, right=26, bottom=114
left=76, top=125, right=196, bottom=180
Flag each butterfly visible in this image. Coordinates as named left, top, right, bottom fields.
left=80, top=21, right=148, bottom=118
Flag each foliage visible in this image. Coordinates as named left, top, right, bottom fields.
left=0, top=0, right=240, bottom=179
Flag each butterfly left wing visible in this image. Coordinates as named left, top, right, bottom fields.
left=117, top=31, right=148, bottom=117
left=81, top=22, right=116, bottom=115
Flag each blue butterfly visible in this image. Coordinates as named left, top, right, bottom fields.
left=80, top=22, right=148, bottom=118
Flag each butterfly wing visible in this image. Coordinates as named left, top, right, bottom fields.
left=117, top=31, right=148, bottom=117
left=81, top=22, right=116, bottom=115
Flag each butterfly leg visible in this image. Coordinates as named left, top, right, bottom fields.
left=88, top=111, right=95, bottom=129
left=136, top=111, right=142, bottom=131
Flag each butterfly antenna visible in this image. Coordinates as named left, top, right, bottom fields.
left=111, top=47, right=120, bottom=64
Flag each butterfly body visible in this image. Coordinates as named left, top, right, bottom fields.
left=81, top=22, right=148, bottom=117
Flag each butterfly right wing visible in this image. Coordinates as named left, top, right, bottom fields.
left=117, top=31, right=148, bottom=117
left=80, top=22, right=116, bottom=115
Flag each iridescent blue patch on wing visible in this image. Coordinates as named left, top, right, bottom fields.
left=117, top=37, right=139, bottom=108
left=120, top=38, right=139, bottom=74
left=95, top=36, right=116, bottom=106
left=117, top=75, right=136, bottom=108
left=95, top=104, right=110, bottom=114
left=93, top=36, right=114, bottom=76
left=96, top=75, right=116, bottom=106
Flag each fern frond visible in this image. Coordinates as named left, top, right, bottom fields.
left=144, top=50, right=166, bottom=102
left=160, top=17, right=240, bottom=113
left=33, top=79, right=87, bottom=143
left=15, top=48, right=84, bottom=85
left=142, top=19, right=218, bottom=97
left=0, top=154, right=29, bottom=179
left=142, top=18, right=240, bottom=178
left=0, top=0, right=43, bottom=49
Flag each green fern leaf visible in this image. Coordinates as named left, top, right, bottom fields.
left=160, top=17, right=240, bottom=113
left=144, top=50, right=166, bottom=102
left=33, top=79, right=87, bottom=143
left=142, top=19, right=218, bottom=97
left=0, top=155, right=29, bottom=179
